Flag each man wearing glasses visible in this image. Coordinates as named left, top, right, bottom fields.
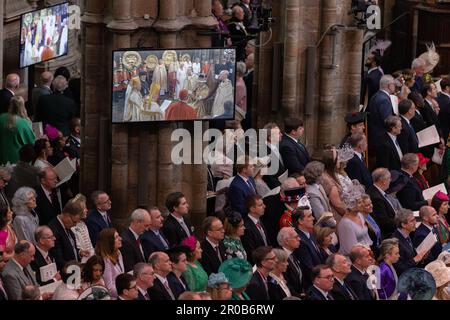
left=30, top=226, right=61, bottom=285
left=86, top=190, right=113, bottom=247
left=245, top=246, right=276, bottom=300
left=133, top=262, right=155, bottom=300
left=116, top=273, right=139, bottom=301
left=200, top=216, right=226, bottom=275
left=306, top=265, right=336, bottom=300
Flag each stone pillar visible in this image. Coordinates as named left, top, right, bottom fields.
left=194, top=0, right=211, bottom=17
left=160, top=0, right=177, bottom=20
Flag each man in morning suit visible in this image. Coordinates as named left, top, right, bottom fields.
left=366, top=74, right=395, bottom=154
left=141, top=207, right=170, bottom=259
left=278, top=227, right=304, bottom=296
left=376, top=115, right=403, bottom=171
left=279, top=117, right=310, bottom=176
left=200, top=217, right=226, bottom=275
left=306, top=265, right=336, bottom=300
left=397, top=153, right=430, bottom=211
left=121, top=209, right=151, bottom=272
left=345, top=133, right=373, bottom=189
left=35, top=167, right=63, bottom=226
left=361, top=51, right=383, bottom=106
left=30, top=226, right=60, bottom=286
left=366, top=168, right=397, bottom=239
left=31, top=71, right=53, bottom=117
left=327, top=253, right=358, bottom=300
left=437, top=80, right=450, bottom=142
left=228, top=155, right=257, bottom=216
left=245, top=246, right=276, bottom=300
left=261, top=122, right=286, bottom=189
left=148, top=252, right=177, bottom=300
left=398, top=99, right=419, bottom=154
left=48, top=200, right=83, bottom=270
left=161, top=192, right=194, bottom=247
left=412, top=206, right=442, bottom=264
left=241, top=194, right=270, bottom=264
left=392, top=209, right=427, bottom=275
left=1, top=241, right=38, bottom=300
left=85, top=191, right=113, bottom=247
left=346, top=245, right=376, bottom=300
left=133, top=262, right=155, bottom=300
left=0, top=73, right=20, bottom=114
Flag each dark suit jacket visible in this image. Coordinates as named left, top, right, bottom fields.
left=238, top=2, right=252, bottom=27
left=345, top=154, right=373, bottom=189
left=375, top=132, right=402, bottom=171
left=85, top=209, right=113, bottom=247
left=306, top=285, right=330, bottom=301
left=279, top=134, right=310, bottom=175
left=284, top=254, right=304, bottom=296
left=199, top=239, right=226, bottom=275
left=30, top=248, right=58, bottom=286
left=261, top=194, right=285, bottom=246
left=35, top=185, right=63, bottom=226
left=245, top=272, right=270, bottom=300
left=268, top=278, right=288, bottom=300
left=147, top=277, right=176, bottom=300
left=412, top=223, right=442, bottom=264
left=319, top=246, right=337, bottom=263
left=421, top=100, right=442, bottom=138
left=141, top=229, right=170, bottom=260
left=366, top=185, right=397, bottom=240
left=161, top=214, right=193, bottom=247
left=0, top=89, right=13, bottom=114
left=346, top=265, right=374, bottom=300
left=241, top=216, right=269, bottom=264
left=437, top=92, right=450, bottom=141
left=294, top=228, right=323, bottom=290
left=367, top=90, right=394, bottom=150
left=121, top=228, right=146, bottom=272
left=262, top=145, right=286, bottom=189
left=330, top=279, right=359, bottom=300
left=397, top=170, right=427, bottom=211
left=397, top=117, right=419, bottom=154
left=31, top=85, right=52, bottom=117
left=35, top=92, right=77, bottom=136
left=167, top=272, right=188, bottom=299
left=392, top=229, right=418, bottom=275
left=361, top=68, right=383, bottom=105
left=228, top=175, right=257, bottom=217
left=48, top=217, right=80, bottom=270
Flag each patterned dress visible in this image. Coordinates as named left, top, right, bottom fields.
left=222, top=235, right=247, bottom=260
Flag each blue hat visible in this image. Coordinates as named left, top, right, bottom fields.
left=218, top=258, right=253, bottom=289
left=208, top=272, right=229, bottom=288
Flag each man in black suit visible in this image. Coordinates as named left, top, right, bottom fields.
left=392, top=209, right=427, bottom=275
left=162, top=192, right=194, bottom=247
left=31, top=71, right=53, bottom=118
left=291, top=207, right=322, bottom=291
left=141, top=207, right=170, bottom=259
left=421, top=82, right=443, bottom=137
left=346, top=244, right=376, bottom=300
left=85, top=190, right=113, bottom=247
left=366, top=75, right=395, bottom=155
left=245, top=246, right=276, bottom=300
left=397, top=153, right=430, bottom=211
left=306, top=265, right=336, bottom=300
left=376, top=115, right=403, bottom=171
left=229, top=155, right=257, bottom=216
left=280, top=118, right=310, bottom=176
left=361, top=51, right=383, bottom=106
left=200, top=217, right=226, bottom=275
left=326, top=253, right=358, bottom=300
left=148, top=252, right=176, bottom=300
left=35, top=75, right=77, bottom=136
left=0, top=73, right=20, bottom=114
left=30, top=226, right=60, bottom=286
left=437, top=79, right=450, bottom=142
left=48, top=200, right=83, bottom=270
left=35, top=167, right=64, bottom=226
left=398, top=99, right=419, bottom=154
left=121, top=209, right=151, bottom=272
left=412, top=206, right=442, bottom=264
left=261, top=122, right=286, bottom=189
left=241, top=194, right=270, bottom=264
left=366, top=168, right=397, bottom=239
left=133, top=262, right=155, bottom=300
left=167, top=247, right=190, bottom=299
left=345, top=133, right=372, bottom=189
left=115, top=273, right=138, bottom=300
left=278, top=227, right=304, bottom=296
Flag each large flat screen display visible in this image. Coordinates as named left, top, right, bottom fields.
left=20, top=2, right=69, bottom=68
left=112, top=48, right=237, bottom=123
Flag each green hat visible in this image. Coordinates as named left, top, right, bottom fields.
left=218, top=258, right=253, bottom=289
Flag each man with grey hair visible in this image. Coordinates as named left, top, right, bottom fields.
left=345, top=244, right=375, bottom=300
left=366, top=74, right=395, bottom=157
left=397, top=153, right=430, bottom=211
left=121, top=208, right=151, bottom=272
left=277, top=227, right=303, bottom=296
left=86, top=190, right=113, bottom=247
left=411, top=57, right=426, bottom=93
left=392, top=208, right=427, bottom=275
left=376, top=115, right=403, bottom=171
left=31, top=71, right=53, bottom=117
left=366, top=168, right=397, bottom=239
left=35, top=75, right=77, bottom=136
left=148, top=251, right=176, bottom=300
left=133, top=262, right=155, bottom=300
left=326, top=253, right=358, bottom=300
left=30, top=226, right=60, bottom=285
left=0, top=73, right=20, bottom=114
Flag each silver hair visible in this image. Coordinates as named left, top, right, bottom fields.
left=148, top=252, right=163, bottom=267
left=281, top=177, right=300, bottom=192
left=342, top=183, right=365, bottom=209
left=133, top=262, right=152, bottom=278
left=411, top=57, right=426, bottom=70
left=0, top=166, right=11, bottom=180
left=379, top=75, right=395, bottom=90
left=12, top=187, right=36, bottom=213
left=395, top=208, right=414, bottom=228
left=236, top=62, right=246, bottom=77
left=401, top=153, right=419, bottom=170
left=372, top=168, right=390, bottom=183
left=34, top=226, right=52, bottom=243
left=303, top=161, right=325, bottom=185
left=130, top=208, right=149, bottom=222
left=272, top=248, right=289, bottom=262
left=6, top=74, right=20, bottom=89
left=277, top=227, right=295, bottom=247
left=52, top=75, right=68, bottom=93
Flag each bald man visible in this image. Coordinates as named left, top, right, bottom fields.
left=0, top=73, right=20, bottom=114
left=31, top=71, right=53, bottom=117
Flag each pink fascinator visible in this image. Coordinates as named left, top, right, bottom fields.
left=181, top=235, right=197, bottom=252
left=434, top=191, right=450, bottom=202
left=44, top=124, right=59, bottom=141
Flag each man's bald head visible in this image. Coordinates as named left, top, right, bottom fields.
left=5, top=73, right=20, bottom=91
left=40, top=71, right=54, bottom=86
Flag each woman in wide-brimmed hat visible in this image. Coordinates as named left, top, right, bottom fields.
left=425, top=260, right=450, bottom=300
left=219, top=258, right=253, bottom=300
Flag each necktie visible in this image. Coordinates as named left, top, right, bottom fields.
left=326, top=293, right=334, bottom=300
left=23, top=267, right=34, bottom=284
left=179, top=220, right=191, bottom=236
left=102, top=214, right=110, bottom=227
left=408, top=123, right=419, bottom=144
left=383, top=193, right=396, bottom=212
left=65, top=229, right=79, bottom=262
left=289, top=255, right=302, bottom=280
left=215, top=246, right=223, bottom=263
left=0, top=189, right=9, bottom=208
left=163, top=280, right=175, bottom=300
left=144, top=292, right=150, bottom=300
left=342, top=282, right=355, bottom=300
left=405, top=236, right=414, bottom=251
left=256, top=222, right=268, bottom=246
left=45, top=255, right=53, bottom=265
left=246, top=180, right=255, bottom=193
left=156, top=232, right=169, bottom=250
left=50, top=189, right=61, bottom=212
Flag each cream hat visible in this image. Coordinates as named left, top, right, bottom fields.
left=425, top=260, right=450, bottom=287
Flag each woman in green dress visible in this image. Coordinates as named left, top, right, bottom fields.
left=223, top=210, right=247, bottom=260
left=181, top=235, right=208, bottom=292
left=0, top=96, right=35, bottom=165
left=219, top=258, right=253, bottom=300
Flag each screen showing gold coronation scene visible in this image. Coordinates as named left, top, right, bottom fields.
left=112, top=48, right=237, bottom=123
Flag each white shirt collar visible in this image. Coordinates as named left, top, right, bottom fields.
left=137, top=286, right=147, bottom=297
left=248, top=214, right=259, bottom=225
left=129, top=227, right=140, bottom=240
left=425, top=98, right=434, bottom=106
left=285, top=133, right=299, bottom=144
left=237, top=173, right=249, bottom=183
left=155, top=274, right=168, bottom=285
left=206, top=237, right=219, bottom=249
left=354, top=150, right=363, bottom=160
left=313, top=285, right=329, bottom=298
left=374, top=184, right=386, bottom=196
left=299, top=228, right=310, bottom=239
left=170, top=213, right=184, bottom=224
left=282, top=247, right=293, bottom=256
left=387, top=132, right=398, bottom=141
left=353, top=265, right=366, bottom=275
left=368, top=67, right=378, bottom=74
left=381, top=89, right=391, bottom=98
left=36, top=245, right=49, bottom=260
left=400, top=115, right=410, bottom=125
left=421, top=222, right=433, bottom=231
left=11, top=258, right=24, bottom=271
left=57, top=215, right=66, bottom=231
left=5, top=88, right=14, bottom=96
left=334, top=277, right=345, bottom=286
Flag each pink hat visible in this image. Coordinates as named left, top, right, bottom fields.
left=416, top=153, right=430, bottom=167
left=434, top=191, right=450, bottom=202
